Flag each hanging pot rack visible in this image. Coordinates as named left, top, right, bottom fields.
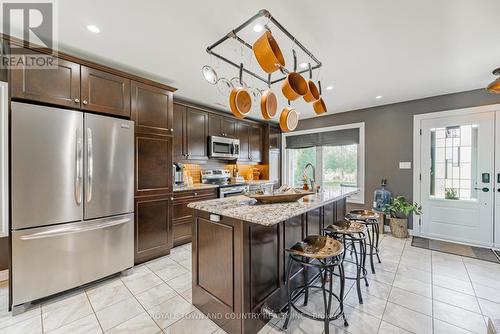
left=206, top=9, right=322, bottom=86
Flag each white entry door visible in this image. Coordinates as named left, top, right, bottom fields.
left=420, top=112, right=494, bottom=247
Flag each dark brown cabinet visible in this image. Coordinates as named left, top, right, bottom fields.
left=11, top=57, right=81, bottom=108
left=209, top=113, right=237, bottom=138
left=237, top=121, right=250, bottom=161
left=81, top=66, right=131, bottom=118
left=249, top=125, right=262, bottom=162
left=135, top=135, right=172, bottom=196
left=269, top=125, right=281, bottom=149
left=236, top=121, right=263, bottom=163
left=173, top=103, right=208, bottom=162
left=134, top=195, right=173, bottom=263
left=131, top=81, right=173, bottom=136
left=186, top=108, right=208, bottom=160
left=173, top=188, right=217, bottom=246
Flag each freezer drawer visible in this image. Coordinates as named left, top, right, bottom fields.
left=12, top=214, right=133, bottom=306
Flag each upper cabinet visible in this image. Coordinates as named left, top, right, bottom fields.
left=249, top=124, right=262, bottom=162
left=237, top=121, right=263, bottom=163
left=131, top=81, right=173, bottom=136
left=173, top=103, right=208, bottom=162
left=81, top=66, right=131, bottom=118
left=11, top=57, right=81, bottom=108
left=208, top=113, right=237, bottom=138
left=269, top=125, right=281, bottom=150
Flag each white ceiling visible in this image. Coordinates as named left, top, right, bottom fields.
left=44, top=0, right=500, bottom=120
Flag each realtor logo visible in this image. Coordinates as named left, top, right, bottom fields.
left=0, top=0, right=58, bottom=68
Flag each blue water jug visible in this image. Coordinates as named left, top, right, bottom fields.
left=373, top=179, right=391, bottom=211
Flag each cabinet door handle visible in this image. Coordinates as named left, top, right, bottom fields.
left=194, top=192, right=198, bottom=196
left=170, top=128, right=173, bottom=132
left=82, top=100, right=88, bottom=105
left=170, top=197, right=174, bottom=201
left=74, top=98, right=80, bottom=103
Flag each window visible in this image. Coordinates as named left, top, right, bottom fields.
left=283, top=123, right=365, bottom=204
left=430, top=124, right=477, bottom=200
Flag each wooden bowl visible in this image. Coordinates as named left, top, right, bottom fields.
left=303, top=80, right=320, bottom=103
left=280, top=106, right=299, bottom=132
left=252, top=31, right=285, bottom=74
left=281, top=72, right=308, bottom=101
left=260, top=89, right=277, bottom=120
left=229, top=87, right=252, bottom=119
left=313, top=97, right=327, bottom=114
left=247, top=190, right=314, bottom=204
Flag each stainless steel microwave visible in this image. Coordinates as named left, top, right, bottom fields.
left=209, top=136, right=240, bottom=159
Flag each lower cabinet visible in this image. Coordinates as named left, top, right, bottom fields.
left=134, top=195, right=173, bottom=264
left=173, top=188, right=217, bottom=247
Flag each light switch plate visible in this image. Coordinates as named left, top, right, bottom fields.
left=399, top=161, right=412, bottom=169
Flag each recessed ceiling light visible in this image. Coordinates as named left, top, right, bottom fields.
left=375, top=95, right=383, bottom=99
left=253, top=24, right=263, bottom=32
left=326, top=86, right=334, bottom=90
left=299, top=62, right=308, bottom=69
left=87, top=25, right=100, bottom=33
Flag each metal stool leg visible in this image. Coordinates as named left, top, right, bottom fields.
left=367, top=224, right=376, bottom=274
left=319, top=262, right=330, bottom=334
left=360, top=236, right=369, bottom=287
left=303, top=259, right=309, bottom=306
left=338, top=260, right=349, bottom=327
left=352, top=240, right=363, bottom=304
left=374, top=223, right=382, bottom=264
left=283, top=254, right=294, bottom=330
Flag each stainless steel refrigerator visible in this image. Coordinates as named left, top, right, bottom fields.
left=11, top=102, right=134, bottom=310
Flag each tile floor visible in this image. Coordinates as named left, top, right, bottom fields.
left=0, top=234, right=497, bottom=333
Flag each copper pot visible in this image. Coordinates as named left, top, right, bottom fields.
left=252, top=31, right=285, bottom=74
left=303, top=64, right=320, bottom=103
left=260, top=89, right=277, bottom=120
left=313, top=97, right=327, bottom=115
left=229, top=87, right=252, bottom=119
left=280, top=106, right=299, bottom=132
left=281, top=72, right=308, bottom=101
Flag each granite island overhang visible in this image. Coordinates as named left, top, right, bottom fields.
left=187, top=188, right=358, bottom=334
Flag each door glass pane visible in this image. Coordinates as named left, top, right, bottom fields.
left=322, top=144, right=358, bottom=190
left=430, top=125, right=477, bottom=200
left=288, top=147, right=316, bottom=188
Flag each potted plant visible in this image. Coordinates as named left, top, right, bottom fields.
left=383, top=196, right=422, bottom=238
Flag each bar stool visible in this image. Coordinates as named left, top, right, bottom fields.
left=283, top=235, right=348, bottom=334
left=323, top=220, right=368, bottom=304
left=346, top=210, right=381, bottom=274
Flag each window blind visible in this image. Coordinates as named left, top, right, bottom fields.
left=285, top=128, right=359, bottom=149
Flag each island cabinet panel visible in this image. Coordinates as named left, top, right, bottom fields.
left=173, top=188, right=217, bottom=246
left=282, top=215, right=305, bottom=281
left=306, top=207, right=323, bottom=236
left=81, top=66, right=131, bottom=118
left=193, top=213, right=244, bottom=334
left=198, top=218, right=234, bottom=307
left=248, top=224, right=280, bottom=310
left=134, top=195, right=173, bottom=263
left=131, top=81, right=173, bottom=136
left=11, top=56, right=81, bottom=108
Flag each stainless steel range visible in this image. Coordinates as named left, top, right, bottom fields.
left=201, top=169, right=248, bottom=198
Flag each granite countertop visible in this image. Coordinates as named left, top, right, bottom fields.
left=187, top=187, right=359, bottom=226
left=173, top=184, right=219, bottom=192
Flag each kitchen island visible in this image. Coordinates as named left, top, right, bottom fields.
left=187, top=188, right=357, bottom=334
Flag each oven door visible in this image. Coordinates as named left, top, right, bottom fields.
left=209, top=136, right=238, bottom=159
left=219, top=186, right=248, bottom=198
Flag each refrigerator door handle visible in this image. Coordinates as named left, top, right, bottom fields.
left=19, top=217, right=130, bottom=240
left=86, top=127, right=93, bottom=203
left=75, top=128, right=83, bottom=204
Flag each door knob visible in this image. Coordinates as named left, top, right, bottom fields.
left=474, top=187, right=489, bottom=192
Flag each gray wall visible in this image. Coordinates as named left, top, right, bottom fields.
left=297, top=89, right=500, bottom=227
